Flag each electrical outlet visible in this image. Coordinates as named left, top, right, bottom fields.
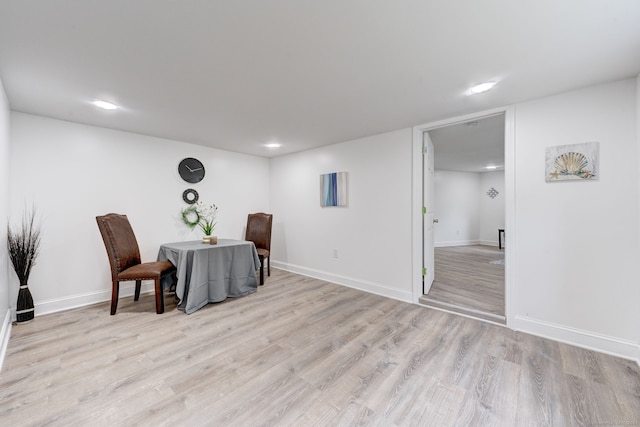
left=332, top=249, right=338, bottom=258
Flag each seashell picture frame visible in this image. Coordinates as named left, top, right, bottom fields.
left=545, top=142, right=599, bottom=182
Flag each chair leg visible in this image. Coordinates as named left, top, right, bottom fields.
left=259, top=255, right=264, bottom=286
left=267, top=256, right=270, bottom=277
left=155, top=279, right=165, bottom=314
left=110, top=280, right=120, bottom=315
left=134, top=280, right=142, bottom=301
left=168, top=270, right=177, bottom=293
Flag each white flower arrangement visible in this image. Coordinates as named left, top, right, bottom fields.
left=181, top=201, right=218, bottom=235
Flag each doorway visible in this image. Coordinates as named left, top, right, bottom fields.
left=411, top=109, right=512, bottom=325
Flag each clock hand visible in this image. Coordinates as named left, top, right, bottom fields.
left=183, top=164, right=194, bottom=172
left=190, top=167, right=203, bottom=172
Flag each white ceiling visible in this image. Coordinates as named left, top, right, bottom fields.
left=0, top=1, right=639, bottom=158
left=430, top=114, right=505, bottom=173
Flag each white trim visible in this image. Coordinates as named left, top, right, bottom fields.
left=503, top=106, right=516, bottom=325
left=419, top=303, right=508, bottom=328
left=434, top=240, right=500, bottom=247
left=411, top=106, right=515, bottom=320
left=0, top=309, right=12, bottom=372
left=411, top=125, right=423, bottom=302
left=34, top=281, right=157, bottom=316
left=512, top=315, right=640, bottom=363
left=435, top=240, right=481, bottom=247
left=271, top=262, right=413, bottom=303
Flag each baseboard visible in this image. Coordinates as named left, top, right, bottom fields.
left=34, top=281, right=157, bottom=317
left=435, top=240, right=500, bottom=248
left=512, top=315, right=640, bottom=364
left=271, top=261, right=413, bottom=303
left=435, top=240, right=480, bottom=247
left=478, top=240, right=499, bottom=247
left=0, top=309, right=12, bottom=373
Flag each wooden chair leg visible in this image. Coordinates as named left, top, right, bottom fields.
left=267, top=256, right=270, bottom=277
left=134, top=280, right=142, bottom=301
left=259, top=255, right=264, bottom=286
left=110, top=281, right=120, bottom=315
left=168, top=270, right=178, bottom=293
left=154, top=279, right=164, bottom=314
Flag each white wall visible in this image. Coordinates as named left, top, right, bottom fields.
left=9, top=113, right=270, bottom=315
left=637, top=74, right=640, bottom=363
left=479, top=171, right=505, bottom=245
left=0, top=79, right=11, bottom=370
left=434, top=170, right=480, bottom=246
left=434, top=170, right=504, bottom=246
left=512, top=78, right=640, bottom=358
left=4, top=77, right=639, bottom=365
left=269, top=128, right=414, bottom=302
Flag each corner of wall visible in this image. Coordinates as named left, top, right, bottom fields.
left=272, top=261, right=414, bottom=303
left=636, top=73, right=640, bottom=366
left=512, top=315, right=640, bottom=362
left=0, top=310, right=11, bottom=372
left=0, top=77, right=11, bottom=372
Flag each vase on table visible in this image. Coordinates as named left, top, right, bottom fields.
left=16, top=284, right=35, bottom=323
left=202, top=235, right=218, bottom=245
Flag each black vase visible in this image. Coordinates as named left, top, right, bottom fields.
left=16, top=285, right=34, bottom=323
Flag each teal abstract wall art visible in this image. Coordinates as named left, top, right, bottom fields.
left=320, top=171, right=347, bottom=207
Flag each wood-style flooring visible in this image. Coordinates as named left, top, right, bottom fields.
left=1, top=268, right=639, bottom=426
left=420, top=245, right=505, bottom=324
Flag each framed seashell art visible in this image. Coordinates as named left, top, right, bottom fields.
left=545, top=142, right=599, bottom=182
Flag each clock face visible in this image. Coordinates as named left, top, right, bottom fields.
left=178, top=157, right=205, bottom=183
left=182, top=188, right=199, bottom=204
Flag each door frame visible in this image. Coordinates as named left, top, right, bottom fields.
left=422, top=131, right=436, bottom=294
left=411, top=105, right=516, bottom=325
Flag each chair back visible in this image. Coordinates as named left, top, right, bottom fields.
left=96, top=214, right=142, bottom=280
left=246, top=213, right=273, bottom=251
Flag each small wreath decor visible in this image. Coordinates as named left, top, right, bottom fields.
left=181, top=201, right=218, bottom=235
left=181, top=205, right=200, bottom=229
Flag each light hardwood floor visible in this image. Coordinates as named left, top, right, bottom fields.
left=420, top=245, right=505, bottom=324
left=1, top=268, right=639, bottom=426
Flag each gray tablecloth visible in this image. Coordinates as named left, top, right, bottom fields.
left=157, top=239, right=261, bottom=314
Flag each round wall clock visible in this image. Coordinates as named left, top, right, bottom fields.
left=182, top=188, right=199, bottom=204
left=178, top=157, right=205, bottom=183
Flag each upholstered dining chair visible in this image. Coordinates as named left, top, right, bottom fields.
left=96, top=213, right=176, bottom=315
left=245, top=212, right=273, bottom=285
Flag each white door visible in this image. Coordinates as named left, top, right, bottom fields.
left=423, top=131, right=435, bottom=293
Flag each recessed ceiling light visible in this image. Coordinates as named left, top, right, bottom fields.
left=92, top=100, right=119, bottom=110
left=264, top=143, right=281, bottom=148
left=485, top=165, right=498, bottom=170
left=467, top=81, right=497, bottom=95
